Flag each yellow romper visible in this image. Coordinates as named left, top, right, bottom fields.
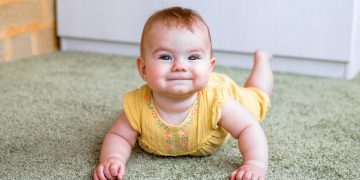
left=123, top=72, right=270, bottom=156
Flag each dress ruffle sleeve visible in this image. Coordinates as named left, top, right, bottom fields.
left=123, top=86, right=146, bottom=133
left=212, top=72, right=271, bottom=121
left=236, top=87, right=270, bottom=121
left=204, top=73, right=229, bottom=130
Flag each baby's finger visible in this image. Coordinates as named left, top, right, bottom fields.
left=258, top=175, right=265, bottom=180
left=235, top=170, right=245, bottom=180
left=230, top=170, right=237, bottom=180
left=109, top=162, right=121, bottom=177
left=242, top=170, right=253, bottom=180
left=95, top=165, right=107, bottom=180
left=104, top=162, right=114, bottom=180
left=117, top=164, right=126, bottom=180
left=251, top=174, right=259, bottom=180
left=93, top=170, right=99, bottom=180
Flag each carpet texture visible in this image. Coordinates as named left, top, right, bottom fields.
left=0, top=52, right=359, bottom=179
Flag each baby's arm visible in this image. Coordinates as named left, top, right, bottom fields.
left=93, top=111, right=138, bottom=180
left=220, top=96, right=268, bottom=180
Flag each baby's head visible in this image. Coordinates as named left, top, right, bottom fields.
left=140, top=6, right=213, bottom=59
left=137, top=7, right=216, bottom=98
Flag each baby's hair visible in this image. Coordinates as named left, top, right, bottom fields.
left=140, top=6, right=213, bottom=58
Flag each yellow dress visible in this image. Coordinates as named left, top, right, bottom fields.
left=123, top=72, right=270, bottom=156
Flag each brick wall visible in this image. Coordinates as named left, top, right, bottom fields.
left=0, top=0, right=58, bottom=63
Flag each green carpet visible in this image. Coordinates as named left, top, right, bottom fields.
left=0, top=52, right=359, bottom=179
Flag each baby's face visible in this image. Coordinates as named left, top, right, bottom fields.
left=139, top=22, right=215, bottom=99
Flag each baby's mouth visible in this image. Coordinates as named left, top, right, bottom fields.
left=167, top=73, right=193, bottom=81
left=167, top=77, right=193, bottom=81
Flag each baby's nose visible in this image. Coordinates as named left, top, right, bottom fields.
left=171, top=59, right=188, bottom=72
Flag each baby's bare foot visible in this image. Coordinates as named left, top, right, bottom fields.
left=254, top=50, right=273, bottom=62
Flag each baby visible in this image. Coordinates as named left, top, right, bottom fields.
left=94, top=6, right=273, bottom=180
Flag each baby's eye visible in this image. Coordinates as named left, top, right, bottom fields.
left=159, top=54, right=172, bottom=60
left=188, top=55, right=200, bottom=61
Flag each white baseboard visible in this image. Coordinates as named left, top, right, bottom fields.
left=60, top=37, right=349, bottom=79
left=61, top=37, right=140, bottom=58
left=214, top=51, right=347, bottom=79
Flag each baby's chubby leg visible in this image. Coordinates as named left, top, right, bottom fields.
left=244, top=50, right=274, bottom=96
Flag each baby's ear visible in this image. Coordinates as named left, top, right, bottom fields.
left=210, top=56, right=216, bottom=71
left=136, top=57, right=146, bottom=80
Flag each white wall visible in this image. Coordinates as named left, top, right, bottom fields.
left=57, top=0, right=360, bottom=79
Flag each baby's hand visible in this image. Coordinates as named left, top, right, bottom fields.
left=93, top=157, right=126, bottom=180
left=230, top=161, right=267, bottom=180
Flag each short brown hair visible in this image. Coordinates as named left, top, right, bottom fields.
left=140, top=6, right=213, bottom=58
